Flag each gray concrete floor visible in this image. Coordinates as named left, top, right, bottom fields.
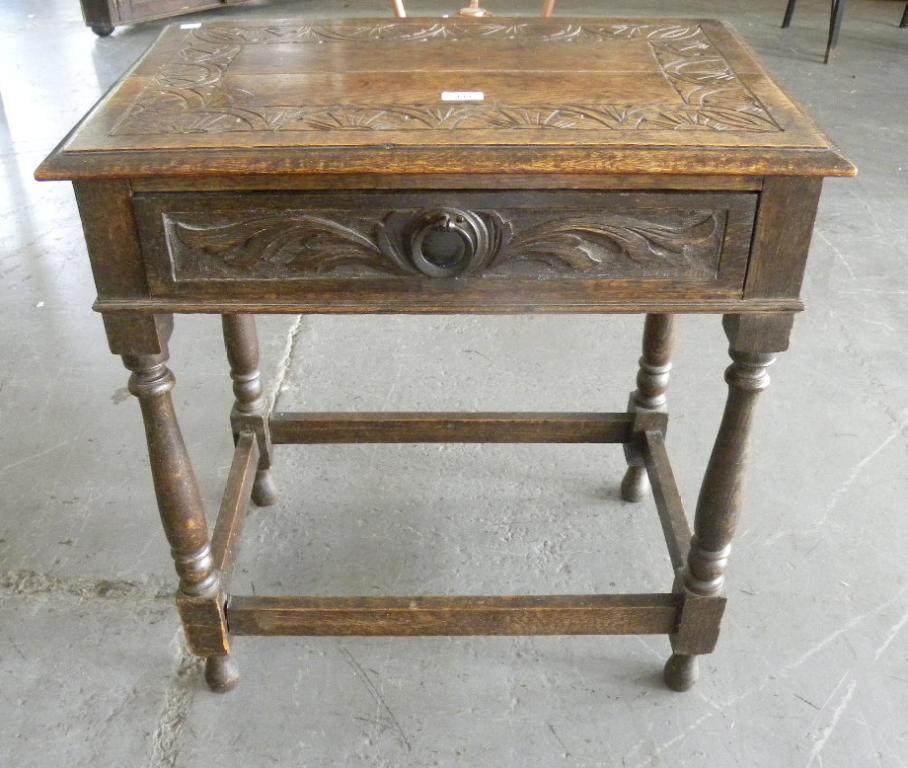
left=1, top=0, right=907, bottom=765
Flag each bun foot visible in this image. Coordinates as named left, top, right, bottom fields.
left=663, top=653, right=699, bottom=692
left=205, top=654, right=239, bottom=693
left=251, top=469, right=278, bottom=507
left=620, top=466, right=650, bottom=502
left=91, top=22, right=114, bottom=36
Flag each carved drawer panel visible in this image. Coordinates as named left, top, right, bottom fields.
left=134, top=191, right=756, bottom=301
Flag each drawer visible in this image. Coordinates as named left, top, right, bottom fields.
left=134, top=190, right=757, bottom=306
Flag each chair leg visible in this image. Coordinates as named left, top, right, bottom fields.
left=900, top=3, right=907, bottom=27
left=621, top=314, right=675, bottom=503
left=825, top=0, right=848, bottom=63
left=782, top=0, right=798, bottom=28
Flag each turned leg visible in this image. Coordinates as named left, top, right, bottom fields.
left=222, top=314, right=277, bottom=507
left=664, top=333, right=776, bottom=691
left=124, top=351, right=238, bottom=693
left=622, top=314, right=675, bottom=502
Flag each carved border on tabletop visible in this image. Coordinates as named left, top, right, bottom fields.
left=112, top=22, right=780, bottom=135
left=164, top=207, right=725, bottom=281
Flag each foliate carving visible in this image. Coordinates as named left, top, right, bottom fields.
left=112, top=23, right=780, bottom=136
left=118, top=103, right=776, bottom=135
left=493, top=212, right=722, bottom=278
left=165, top=208, right=507, bottom=279
left=167, top=214, right=394, bottom=276
left=163, top=206, right=725, bottom=282
left=189, top=21, right=666, bottom=45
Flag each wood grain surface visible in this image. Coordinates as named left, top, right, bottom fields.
left=35, top=17, right=855, bottom=179
left=269, top=411, right=634, bottom=444
left=227, top=594, right=680, bottom=636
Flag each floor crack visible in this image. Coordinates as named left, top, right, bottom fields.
left=268, top=315, right=305, bottom=412
left=147, top=633, right=200, bottom=768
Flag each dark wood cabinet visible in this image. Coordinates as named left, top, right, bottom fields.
left=79, top=0, right=253, bottom=36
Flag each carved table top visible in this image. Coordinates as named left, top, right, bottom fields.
left=36, top=17, right=854, bottom=180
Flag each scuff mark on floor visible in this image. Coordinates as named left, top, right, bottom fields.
left=337, top=642, right=412, bottom=752
left=815, top=228, right=857, bottom=280
left=0, top=437, right=79, bottom=476
left=805, top=675, right=858, bottom=768
left=628, top=588, right=908, bottom=768
left=814, top=416, right=908, bottom=528
left=873, top=604, right=908, bottom=662
left=547, top=722, right=571, bottom=758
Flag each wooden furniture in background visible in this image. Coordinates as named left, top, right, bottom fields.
left=37, top=17, right=853, bottom=696
left=81, top=0, right=554, bottom=35
left=781, top=0, right=908, bottom=63
left=80, top=0, right=255, bottom=37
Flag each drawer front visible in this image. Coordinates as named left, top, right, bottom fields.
left=134, top=190, right=756, bottom=304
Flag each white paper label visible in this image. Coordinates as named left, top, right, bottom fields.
left=180, top=22, right=202, bottom=29
left=441, top=91, right=485, bottom=102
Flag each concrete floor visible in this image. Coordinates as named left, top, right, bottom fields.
left=1, top=0, right=907, bottom=765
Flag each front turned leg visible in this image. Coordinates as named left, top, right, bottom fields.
left=222, top=314, right=277, bottom=506
left=124, top=353, right=238, bottom=692
left=664, top=346, right=775, bottom=692
left=622, top=314, right=675, bottom=502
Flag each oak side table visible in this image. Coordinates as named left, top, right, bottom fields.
left=36, top=17, right=854, bottom=694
